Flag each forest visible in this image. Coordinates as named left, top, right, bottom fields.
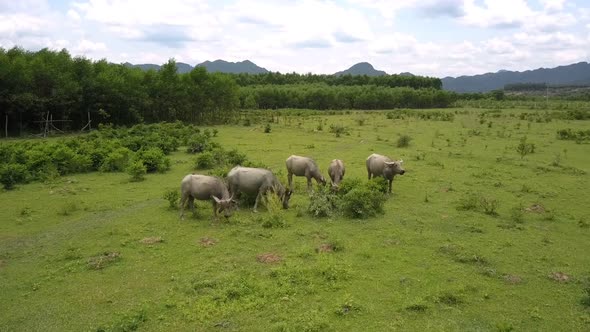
left=0, top=47, right=457, bottom=136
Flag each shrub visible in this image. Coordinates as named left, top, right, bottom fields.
left=516, top=136, right=535, bottom=159
left=163, top=189, right=180, bottom=209
left=0, top=163, right=28, bottom=189
left=137, top=148, right=170, bottom=173
left=340, top=182, right=387, bottom=219
left=366, top=176, right=389, bottom=194
left=337, top=178, right=363, bottom=196
left=195, top=151, right=215, bottom=169
left=127, top=160, right=147, bottom=182
left=397, top=134, right=412, bottom=148
left=57, top=201, right=78, bottom=216
left=480, top=196, right=499, bottom=216
left=260, top=194, right=287, bottom=228
left=457, top=195, right=479, bottom=211
left=264, top=123, right=272, bottom=133
left=224, top=149, right=248, bottom=166
left=329, top=124, right=349, bottom=137
left=99, top=147, right=132, bottom=172
left=186, top=134, right=213, bottom=154
left=308, top=186, right=340, bottom=218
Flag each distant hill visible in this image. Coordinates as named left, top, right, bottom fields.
left=122, top=59, right=269, bottom=74
left=442, top=62, right=590, bottom=93
left=123, top=62, right=193, bottom=73
left=195, top=59, right=268, bottom=74
left=334, top=62, right=387, bottom=76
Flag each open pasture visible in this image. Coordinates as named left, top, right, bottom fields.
left=1, top=108, right=589, bottom=331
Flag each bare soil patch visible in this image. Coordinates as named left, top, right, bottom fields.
left=525, top=204, right=545, bottom=213
left=140, top=236, right=163, bottom=245
left=316, top=243, right=334, bottom=253
left=549, top=271, right=570, bottom=283
left=503, top=274, right=523, bottom=284
left=87, top=252, right=120, bottom=270
left=199, top=237, right=217, bottom=247
left=256, top=253, right=282, bottom=264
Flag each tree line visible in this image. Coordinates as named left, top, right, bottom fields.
left=229, top=71, right=442, bottom=89
left=1, top=47, right=453, bottom=136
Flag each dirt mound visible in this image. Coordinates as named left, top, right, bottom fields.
left=88, top=252, right=120, bottom=270
left=199, top=237, right=217, bottom=247
left=549, top=271, right=570, bottom=283
left=316, top=243, right=334, bottom=253
left=525, top=204, right=545, bottom=213
left=256, top=253, right=282, bottom=264
left=503, top=274, right=523, bottom=284
left=140, top=237, right=163, bottom=245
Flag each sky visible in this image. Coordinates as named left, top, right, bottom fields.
left=1, top=0, right=589, bottom=77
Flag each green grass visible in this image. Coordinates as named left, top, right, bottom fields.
left=1, top=108, right=590, bottom=331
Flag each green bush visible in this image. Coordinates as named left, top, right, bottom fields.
left=0, top=164, right=28, bottom=189
left=264, top=123, right=272, bottom=133
left=195, top=151, right=215, bottom=169
left=329, top=124, right=350, bottom=137
left=163, top=189, right=180, bottom=209
left=308, top=186, right=340, bottom=218
left=516, top=136, right=535, bottom=159
left=337, top=178, right=364, bottom=196
left=397, top=134, right=412, bottom=148
left=340, top=182, right=387, bottom=219
left=366, top=177, right=389, bottom=194
left=99, top=147, right=132, bottom=172
left=136, top=148, right=170, bottom=173
left=127, top=161, right=147, bottom=182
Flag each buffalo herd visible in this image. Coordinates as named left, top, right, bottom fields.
left=179, top=153, right=405, bottom=219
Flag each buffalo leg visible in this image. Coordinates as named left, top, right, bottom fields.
left=179, top=193, right=188, bottom=219
left=288, top=172, right=294, bottom=192
left=211, top=200, right=219, bottom=220
left=388, top=180, right=392, bottom=194
left=253, top=189, right=264, bottom=212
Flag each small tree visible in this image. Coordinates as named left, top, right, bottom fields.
left=127, top=161, right=147, bottom=182
left=516, top=136, right=535, bottom=159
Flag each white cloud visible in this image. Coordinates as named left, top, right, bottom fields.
left=73, top=39, right=107, bottom=54
left=1, top=0, right=588, bottom=77
left=540, top=0, right=566, bottom=12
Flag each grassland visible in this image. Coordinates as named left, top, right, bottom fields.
left=1, top=108, right=589, bottom=331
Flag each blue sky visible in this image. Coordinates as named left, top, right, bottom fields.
left=1, top=0, right=589, bottom=77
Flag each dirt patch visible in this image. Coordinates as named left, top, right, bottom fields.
left=316, top=243, right=334, bottom=253
left=525, top=204, right=545, bottom=213
left=503, top=274, right=523, bottom=284
left=140, top=236, right=163, bottom=245
left=199, top=237, right=217, bottom=247
left=549, top=271, right=570, bottom=283
left=256, top=253, right=282, bottom=264
left=88, top=252, right=120, bottom=270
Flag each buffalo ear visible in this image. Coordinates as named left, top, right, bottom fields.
left=399, top=159, right=404, bottom=164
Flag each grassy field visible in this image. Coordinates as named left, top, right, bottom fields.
left=1, top=108, right=589, bottom=331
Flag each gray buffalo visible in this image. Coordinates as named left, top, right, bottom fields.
left=285, top=155, right=326, bottom=192
left=226, top=166, right=292, bottom=212
left=179, top=174, right=235, bottom=220
left=328, top=159, right=345, bottom=190
left=366, top=153, right=405, bottom=193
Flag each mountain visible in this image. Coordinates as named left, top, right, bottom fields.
left=123, top=62, right=193, bottom=73
left=442, top=62, right=590, bottom=93
left=195, top=59, right=269, bottom=74
left=334, top=62, right=387, bottom=76
left=122, top=59, right=268, bottom=74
